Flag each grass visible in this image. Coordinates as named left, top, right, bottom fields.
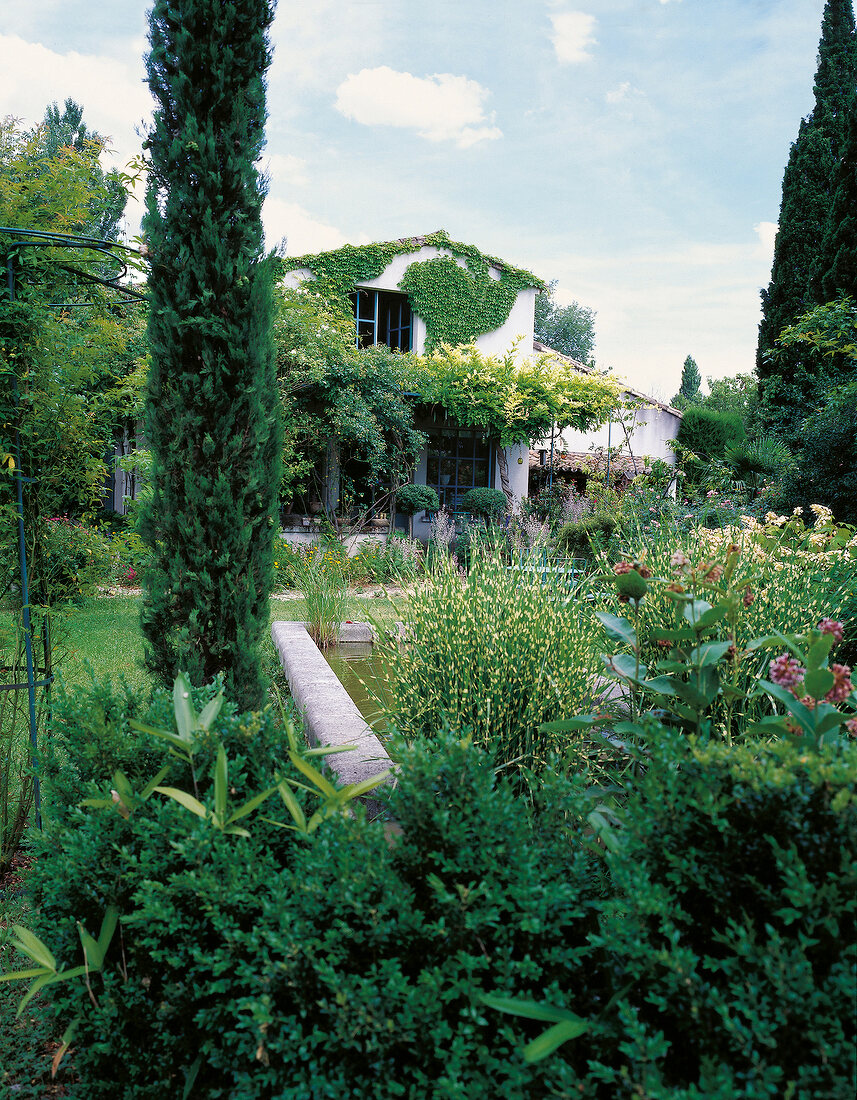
left=53, top=590, right=402, bottom=693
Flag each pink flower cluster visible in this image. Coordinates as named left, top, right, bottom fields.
left=827, top=664, right=853, bottom=705
left=769, top=654, right=805, bottom=689
left=818, top=619, right=845, bottom=646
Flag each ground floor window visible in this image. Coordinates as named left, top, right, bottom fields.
left=426, top=428, right=493, bottom=510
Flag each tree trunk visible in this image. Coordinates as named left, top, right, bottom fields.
left=497, top=444, right=513, bottom=508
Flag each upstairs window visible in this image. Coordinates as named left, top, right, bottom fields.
left=350, top=289, right=412, bottom=351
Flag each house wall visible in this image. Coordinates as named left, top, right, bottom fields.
left=282, top=247, right=536, bottom=362
left=555, top=400, right=681, bottom=465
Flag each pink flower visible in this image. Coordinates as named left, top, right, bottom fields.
left=769, top=654, right=805, bottom=689
left=825, top=664, right=853, bottom=705
left=846, top=717, right=857, bottom=737
left=818, top=619, right=845, bottom=646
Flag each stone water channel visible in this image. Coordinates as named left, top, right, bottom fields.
left=270, top=621, right=397, bottom=810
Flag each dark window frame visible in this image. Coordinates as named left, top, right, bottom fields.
left=425, top=427, right=494, bottom=510
left=350, top=288, right=412, bottom=352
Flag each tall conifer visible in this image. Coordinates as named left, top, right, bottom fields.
left=757, top=0, right=856, bottom=439
left=821, top=86, right=857, bottom=298
left=140, top=0, right=282, bottom=708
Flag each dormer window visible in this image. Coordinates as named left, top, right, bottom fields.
left=350, top=289, right=412, bottom=351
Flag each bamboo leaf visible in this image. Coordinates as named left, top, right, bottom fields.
left=338, top=770, right=392, bottom=801
left=198, top=692, right=224, bottom=730
left=214, top=745, right=228, bottom=823
left=173, top=672, right=197, bottom=743
left=140, top=766, right=172, bottom=800
left=0, top=967, right=51, bottom=983
left=227, top=786, right=278, bottom=824
left=288, top=750, right=338, bottom=798
left=154, top=786, right=209, bottom=820
left=51, top=1018, right=79, bottom=1079
left=524, top=1018, right=589, bottom=1063
left=277, top=781, right=307, bottom=831
left=11, top=927, right=56, bottom=972
left=480, top=994, right=584, bottom=1025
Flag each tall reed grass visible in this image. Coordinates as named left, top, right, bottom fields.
left=285, top=549, right=347, bottom=648
left=375, top=553, right=602, bottom=783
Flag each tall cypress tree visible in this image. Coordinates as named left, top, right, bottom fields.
left=821, top=85, right=857, bottom=298
left=141, top=0, right=282, bottom=708
left=757, top=0, right=856, bottom=438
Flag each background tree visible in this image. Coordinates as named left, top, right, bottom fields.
left=671, top=354, right=702, bottom=409
left=534, top=280, right=597, bottom=362
left=757, top=0, right=856, bottom=444
left=699, top=373, right=759, bottom=424
left=38, top=99, right=127, bottom=241
left=140, top=0, right=282, bottom=708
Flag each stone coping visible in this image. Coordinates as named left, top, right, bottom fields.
left=270, top=621, right=395, bottom=813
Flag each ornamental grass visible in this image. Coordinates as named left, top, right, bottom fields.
left=375, top=552, right=602, bottom=783
left=283, top=549, right=347, bottom=648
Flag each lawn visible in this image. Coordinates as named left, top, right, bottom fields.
left=54, top=588, right=404, bottom=693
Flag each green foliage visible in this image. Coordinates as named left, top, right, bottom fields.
left=758, top=0, right=857, bottom=437
left=822, top=85, right=857, bottom=298
left=700, top=371, right=759, bottom=422
left=140, top=0, right=282, bottom=708
left=282, top=545, right=347, bottom=648
left=787, top=380, right=857, bottom=523
left=376, top=554, right=601, bottom=784
left=288, top=229, right=545, bottom=353
left=722, top=435, right=793, bottom=490
left=461, top=486, right=508, bottom=521
left=423, top=342, right=618, bottom=447
left=589, top=736, right=857, bottom=1098
left=396, top=482, right=438, bottom=514
left=533, top=280, right=596, bottom=362
left=677, top=405, right=745, bottom=460
left=556, top=513, right=618, bottom=558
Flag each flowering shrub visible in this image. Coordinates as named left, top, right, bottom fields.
left=273, top=535, right=423, bottom=590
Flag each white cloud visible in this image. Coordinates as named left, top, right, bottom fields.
left=334, top=67, right=502, bottom=148
left=264, top=154, right=309, bottom=188
left=606, top=81, right=641, bottom=104
left=0, top=33, right=151, bottom=167
left=263, top=197, right=353, bottom=256
left=550, top=11, right=597, bottom=64
left=754, top=220, right=778, bottom=259
left=658, top=1, right=683, bottom=6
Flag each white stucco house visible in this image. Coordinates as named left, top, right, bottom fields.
left=280, top=232, right=682, bottom=541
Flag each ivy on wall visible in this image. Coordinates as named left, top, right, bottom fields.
left=284, top=229, right=545, bottom=353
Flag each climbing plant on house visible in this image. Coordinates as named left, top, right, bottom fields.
left=422, top=344, right=618, bottom=503
left=285, top=230, right=545, bottom=352
left=140, top=0, right=282, bottom=709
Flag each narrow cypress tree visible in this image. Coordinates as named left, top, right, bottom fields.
left=821, top=85, right=857, bottom=298
left=757, top=0, right=856, bottom=438
left=672, top=354, right=701, bottom=407
left=141, top=0, right=282, bottom=708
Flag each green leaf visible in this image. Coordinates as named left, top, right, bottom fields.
left=277, top=780, right=307, bottom=831
left=173, top=672, right=197, bottom=744
left=130, top=722, right=193, bottom=752
left=595, top=611, right=637, bottom=648
left=694, top=640, right=734, bottom=667
left=0, top=967, right=50, bottom=983
left=140, top=766, right=172, bottom=800
left=524, top=1018, right=589, bottom=1063
left=806, top=634, right=835, bottom=671
left=154, top=786, right=209, bottom=820
left=539, top=716, right=598, bottom=732
left=804, top=668, right=834, bottom=700
left=17, top=972, right=62, bottom=1016
left=695, top=605, right=727, bottom=630
left=214, top=745, right=228, bottom=823
left=683, top=599, right=712, bottom=626
left=602, top=652, right=646, bottom=681
left=11, top=927, right=56, bottom=972
left=338, top=770, right=393, bottom=802
left=641, top=676, right=677, bottom=696
left=227, top=786, right=278, bottom=824
left=198, top=692, right=224, bottom=730
left=288, top=750, right=338, bottom=799
left=759, top=680, right=816, bottom=735
left=480, top=995, right=584, bottom=1025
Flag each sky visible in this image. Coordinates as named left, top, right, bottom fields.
left=0, top=0, right=833, bottom=399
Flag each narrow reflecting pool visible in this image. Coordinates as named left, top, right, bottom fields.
left=322, top=642, right=396, bottom=732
